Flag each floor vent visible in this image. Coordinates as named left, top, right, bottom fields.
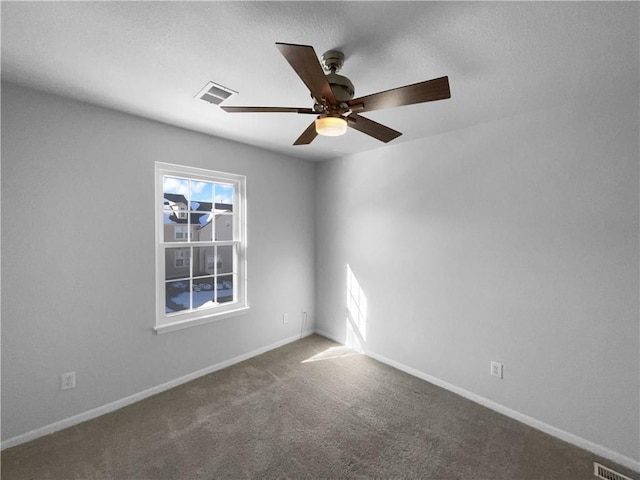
left=594, top=462, right=633, bottom=480
left=195, top=81, right=237, bottom=105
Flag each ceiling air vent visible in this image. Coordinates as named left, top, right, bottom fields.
left=195, top=81, right=237, bottom=106
left=593, top=462, right=634, bottom=480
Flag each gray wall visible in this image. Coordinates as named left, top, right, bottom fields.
left=1, top=83, right=316, bottom=441
left=316, top=87, right=639, bottom=459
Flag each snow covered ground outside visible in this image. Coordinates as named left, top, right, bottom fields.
left=167, top=288, right=233, bottom=312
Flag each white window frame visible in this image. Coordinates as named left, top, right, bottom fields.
left=155, top=162, right=248, bottom=334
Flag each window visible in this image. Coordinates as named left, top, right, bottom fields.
left=155, top=162, right=248, bottom=333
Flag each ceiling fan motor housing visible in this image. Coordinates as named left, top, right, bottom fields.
left=321, top=49, right=354, bottom=104
left=321, top=49, right=345, bottom=72
left=326, top=71, right=355, bottom=103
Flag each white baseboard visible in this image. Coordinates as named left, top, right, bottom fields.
left=316, top=331, right=638, bottom=473
left=1, top=329, right=315, bottom=450
left=5, top=327, right=638, bottom=474
left=367, top=349, right=639, bottom=473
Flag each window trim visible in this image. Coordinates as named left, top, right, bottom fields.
left=154, top=162, right=248, bottom=334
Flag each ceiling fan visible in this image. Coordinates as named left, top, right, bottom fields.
left=221, top=42, right=451, bottom=146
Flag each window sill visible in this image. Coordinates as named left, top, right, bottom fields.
left=154, top=306, right=250, bottom=334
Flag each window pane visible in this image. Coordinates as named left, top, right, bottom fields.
left=163, top=176, right=189, bottom=196
left=192, top=212, right=213, bottom=242
left=163, top=177, right=190, bottom=219
left=216, top=275, right=233, bottom=303
left=193, top=247, right=215, bottom=277
left=217, top=245, right=234, bottom=274
left=215, top=184, right=234, bottom=213
left=192, top=278, right=215, bottom=309
left=163, top=204, right=180, bottom=225
left=166, top=280, right=189, bottom=313
left=164, top=224, right=193, bottom=243
left=190, top=180, right=214, bottom=243
left=190, top=181, right=213, bottom=204
left=163, top=177, right=190, bottom=242
left=215, top=214, right=233, bottom=241
left=165, top=247, right=191, bottom=280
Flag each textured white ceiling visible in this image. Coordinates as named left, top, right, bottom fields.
left=1, top=2, right=638, bottom=161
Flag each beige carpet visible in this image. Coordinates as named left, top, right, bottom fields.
left=2, top=334, right=637, bottom=479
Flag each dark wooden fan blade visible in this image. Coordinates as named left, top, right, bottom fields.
left=347, top=113, right=402, bottom=143
left=276, top=42, right=337, bottom=105
left=221, top=106, right=315, bottom=114
left=348, top=76, right=450, bottom=113
left=293, top=121, right=318, bottom=145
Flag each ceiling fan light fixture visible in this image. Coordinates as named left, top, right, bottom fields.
left=315, top=116, right=347, bottom=137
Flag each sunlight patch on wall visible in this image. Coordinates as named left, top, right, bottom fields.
left=346, top=264, right=367, bottom=353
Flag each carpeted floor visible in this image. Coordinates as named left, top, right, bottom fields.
left=2, top=334, right=637, bottom=479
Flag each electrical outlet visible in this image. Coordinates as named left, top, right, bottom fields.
left=282, top=313, right=289, bottom=324
left=61, top=371, right=76, bottom=390
left=490, top=361, right=503, bottom=379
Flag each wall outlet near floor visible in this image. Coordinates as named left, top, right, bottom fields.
left=490, top=361, right=503, bottom=379
left=282, top=313, right=289, bottom=324
left=61, top=371, right=76, bottom=390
